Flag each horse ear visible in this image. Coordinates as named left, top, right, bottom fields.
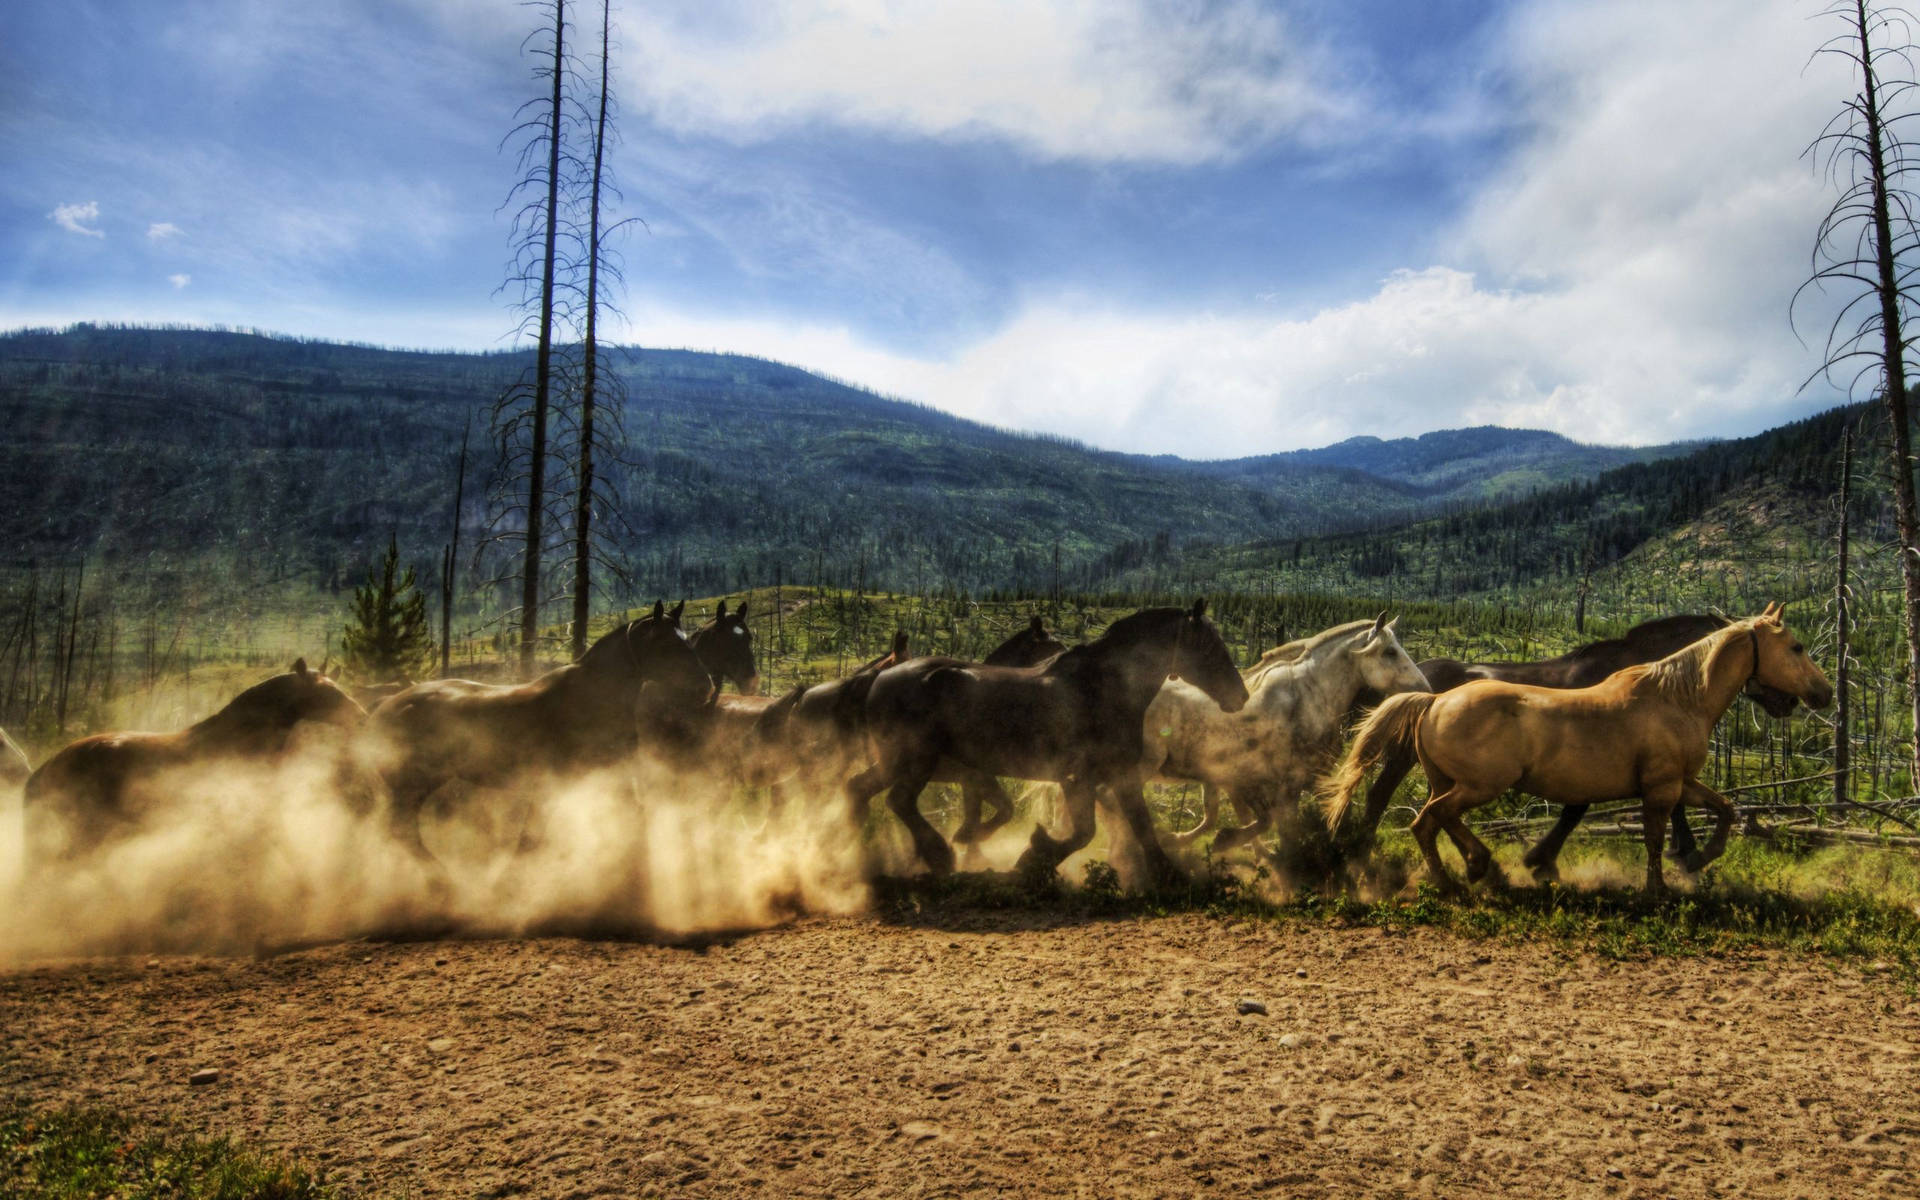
left=1029, top=615, right=1045, bottom=633
left=292, top=657, right=310, bottom=679
left=716, top=599, right=729, bottom=619
left=1189, top=598, right=1207, bottom=621
left=669, top=600, right=686, bottom=624
left=652, top=599, right=665, bottom=622
left=893, top=630, right=909, bottom=656
left=736, top=599, right=749, bottom=621
left=1386, top=616, right=1400, bottom=634
left=1371, top=611, right=1388, bottom=637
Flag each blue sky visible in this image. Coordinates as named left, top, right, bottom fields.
left=0, top=0, right=1867, bottom=456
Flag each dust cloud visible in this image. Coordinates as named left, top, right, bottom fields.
left=0, top=733, right=871, bottom=962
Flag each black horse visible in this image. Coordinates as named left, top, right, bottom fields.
left=688, top=598, right=759, bottom=695
left=1358, top=613, right=1800, bottom=881
left=853, top=602, right=1248, bottom=887
left=368, top=602, right=714, bottom=865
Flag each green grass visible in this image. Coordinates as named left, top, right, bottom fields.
left=872, top=841, right=1920, bottom=987
left=0, top=1105, right=347, bottom=1200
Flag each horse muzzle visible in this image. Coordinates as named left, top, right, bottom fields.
left=740, top=674, right=763, bottom=697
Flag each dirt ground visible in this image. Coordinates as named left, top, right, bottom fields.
left=3, top=910, right=1917, bottom=1199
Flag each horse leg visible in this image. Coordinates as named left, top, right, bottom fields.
left=1211, top=783, right=1274, bottom=859
left=1015, top=777, right=1099, bottom=885
left=1353, top=744, right=1415, bottom=853
left=1667, top=801, right=1701, bottom=866
left=885, top=767, right=955, bottom=877
left=1521, top=804, right=1589, bottom=884
left=1445, top=812, right=1504, bottom=889
left=1173, top=782, right=1223, bottom=846
left=952, top=771, right=1013, bottom=870
left=1107, top=776, right=1186, bottom=890
left=1639, top=781, right=1684, bottom=894
left=1678, top=778, right=1735, bottom=874
left=1409, top=788, right=1467, bottom=898
left=844, top=764, right=889, bottom=834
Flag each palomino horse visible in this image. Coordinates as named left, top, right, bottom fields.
left=689, top=598, right=760, bottom=695
left=23, top=660, right=366, bottom=858
left=1143, top=615, right=1429, bottom=860
left=368, top=602, right=714, bottom=863
left=1321, top=605, right=1833, bottom=894
left=855, top=602, right=1249, bottom=886
left=1355, top=614, right=1801, bottom=881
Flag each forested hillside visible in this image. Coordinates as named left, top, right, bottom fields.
left=0, top=325, right=1659, bottom=611
left=1107, top=402, right=1873, bottom=614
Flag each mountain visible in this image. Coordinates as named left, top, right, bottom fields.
left=1186, top=426, right=1698, bottom=501
left=1121, top=403, right=1875, bottom=614
left=0, top=324, right=1766, bottom=618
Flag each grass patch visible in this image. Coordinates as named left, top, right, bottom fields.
left=0, top=1104, right=346, bottom=1200
left=871, top=848, right=1920, bottom=986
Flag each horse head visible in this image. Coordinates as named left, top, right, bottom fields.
left=286, top=658, right=369, bottom=729
left=693, top=598, right=760, bottom=695
left=1749, top=603, right=1834, bottom=711
left=984, top=615, right=1068, bottom=667
left=1350, top=613, right=1432, bottom=696
left=1171, top=598, right=1249, bottom=714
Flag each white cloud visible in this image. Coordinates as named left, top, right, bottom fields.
left=49, top=201, right=104, bottom=237
left=619, top=0, right=1367, bottom=164
left=606, top=0, right=1856, bottom=456
left=168, top=273, right=192, bottom=289
left=148, top=222, right=183, bottom=240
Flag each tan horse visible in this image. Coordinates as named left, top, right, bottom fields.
left=1320, top=605, right=1833, bottom=894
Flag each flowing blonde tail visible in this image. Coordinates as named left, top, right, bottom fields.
left=1319, top=692, right=1435, bottom=833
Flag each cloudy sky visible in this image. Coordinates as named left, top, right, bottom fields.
left=0, top=0, right=1878, bottom=456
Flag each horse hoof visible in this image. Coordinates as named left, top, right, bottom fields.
left=1529, top=862, right=1561, bottom=885
left=1681, top=850, right=1710, bottom=874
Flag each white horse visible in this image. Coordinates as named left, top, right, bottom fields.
left=1142, top=615, right=1430, bottom=859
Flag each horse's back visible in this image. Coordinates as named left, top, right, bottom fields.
left=1417, top=659, right=1475, bottom=692
left=23, top=731, right=179, bottom=854
left=1421, top=676, right=1684, bottom=800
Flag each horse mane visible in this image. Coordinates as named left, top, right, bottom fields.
left=1244, top=620, right=1375, bottom=685
left=1637, top=620, right=1747, bottom=701
left=1045, top=607, right=1184, bottom=673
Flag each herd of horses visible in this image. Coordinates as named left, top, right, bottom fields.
left=11, top=594, right=1834, bottom=898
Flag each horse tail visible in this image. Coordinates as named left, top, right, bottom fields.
left=1319, top=692, right=1434, bottom=834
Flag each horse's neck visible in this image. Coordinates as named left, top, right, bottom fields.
left=1640, top=627, right=1751, bottom=723
left=1696, top=627, right=1757, bottom=716
left=183, top=701, right=284, bottom=755
left=1066, top=638, right=1174, bottom=716
left=1252, top=644, right=1363, bottom=733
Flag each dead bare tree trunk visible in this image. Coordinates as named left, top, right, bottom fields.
left=1836, top=425, right=1854, bottom=806
left=1802, top=0, right=1920, bottom=786
left=442, top=421, right=469, bottom=678
left=519, top=0, right=567, bottom=679
left=571, top=0, right=613, bottom=662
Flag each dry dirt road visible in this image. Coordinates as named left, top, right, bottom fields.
left=4, top=910, right=1918, bottom=1199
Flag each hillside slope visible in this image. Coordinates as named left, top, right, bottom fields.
left=0, top=325, right=1661, bottom=605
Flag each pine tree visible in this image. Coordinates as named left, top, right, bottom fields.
left=343, top=534, right=433, bottom=684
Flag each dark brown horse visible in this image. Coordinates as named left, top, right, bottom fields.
left=764, top=619, right=1070, bottom=809
left=983, top=615, right=1068, bottom=667
left=23, top=659, right=365, bottom=858
left=1354, top=614, right=1800, bottom=881
left=688, top=598, right=760, bottom=695
left=853, top=602, right=1248, bottom=887
left=368, top=602, right=714, bottom=862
